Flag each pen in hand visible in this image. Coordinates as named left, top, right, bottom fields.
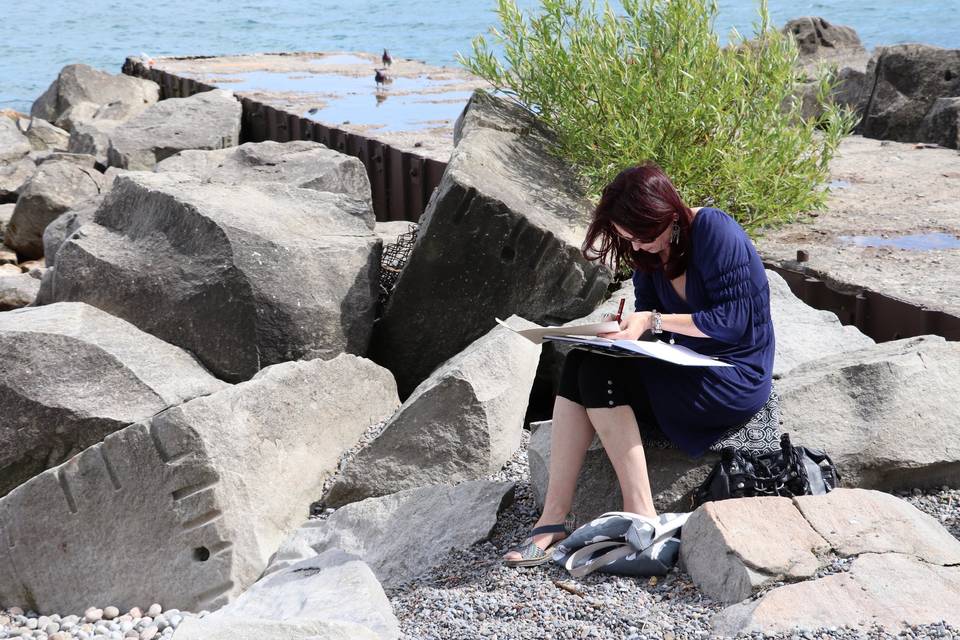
left=615, top=297, right=625, bottom=323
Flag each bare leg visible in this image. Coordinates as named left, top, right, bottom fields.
left=503, top=396, right=594, bottom=561
left=587, top=405, right=657, bottom=518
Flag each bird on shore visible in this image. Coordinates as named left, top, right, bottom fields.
left=382, top=49, right=392, bottom=67
left=374, top=68, right=392, bottom=88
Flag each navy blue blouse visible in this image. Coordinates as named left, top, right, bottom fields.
left=630, top=207, right=774, bottom=456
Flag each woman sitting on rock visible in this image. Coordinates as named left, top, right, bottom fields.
left=503, top=161, right=775, bottom=566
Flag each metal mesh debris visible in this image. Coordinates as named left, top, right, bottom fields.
left=379, top=223, right=419, bottom=306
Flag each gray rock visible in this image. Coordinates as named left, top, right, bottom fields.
left=68, top=120, right=120, bottom=166
left=528, top=419, right=715, bottom=521
left=107, top=90, right=241, bottom=170
left=175, top=550, right=398, bottom=640
left=372, top=89, right=612, bottom=397
left=767, top=270, right=874, bottom=377
left=53, top=101, right=101, bottom=133
left=781, top=335, right=960, bottom=489
left=156, top=140, right=371, bottom=203
left=680, top=497, right=830, bottom=604
left=0, top=156, right=36, bottom=202
left=23, top=118, right=70, bottom=152
left=0, top=302, right=227, bottom=496
left=782, top=17, right=865, bottom=58
left=920, top=96, right=960, bottom=149
left=0, top=354, right=400, bottom=613
left=712, top=553, right=960, bottom=635
left=42, top=172, right=379, bottom=382
left=325, top=315, right=540, bottom=506
left=0, top=117, right=32, bottom=163
left=172, top=618, right=380, bottom=640
left=860, top=44, right=960, bottom=147
left=0, top=272, right=40, bottom=310
left=0, top=203, right=13, bottom=235
left=42, top=195, right=103, bottom=267
left=267, top=480, right=515, bottom=588
left=3, top=156, right=104, bottom=258
left=31, top=64, right=159, bottom=127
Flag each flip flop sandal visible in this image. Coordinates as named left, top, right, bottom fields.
left=503, top=522, right=572, bottom=568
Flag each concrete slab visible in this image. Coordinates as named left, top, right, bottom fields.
left=757, top=135, right=960, bottom=319
left=148, top=52, right=486, bottom=162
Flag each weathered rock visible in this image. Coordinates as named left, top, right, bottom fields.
left=267, top=481, right=515, bottom=588
left=681, top=489, right=960, bottom=609
left=0, top=264, right=21, bottom=275
left=680, top=497, right=829, bottom=604
left=782, top=17, right=864, bottom=59
left=372, top=89, right=611, bottom=397
left=920, top=96, right=960, bottom=149
left=712, top=553, right=960, bottom=635
left=3, top=156, right=104, bottom=258
left=31, top=64, right=159, bottom=127
left=0, top=272, right=40, bottom=310
left=528, top=419, right=716, bottom=520
left=42, top=195, right=103, bottom=267
left=325, top=316, right=540, bottom=506
left=156, top=140, right=371, bottom=203
left=53, top=101, right=100, bottom=133
left=767, top=270, right=873, bottom=377
left=42, top=172, right=379, bottom=382
left=68, top=120, right=120, bottom=166
left=174, top=550, right=398, bottom=640
left=794, top=488, right=960, bottom=564
left=0, top=156, right=36, bottom=203
left=0, top=301, right=227, bottom=496
left=781, top=335, right=960, bottom=489
left=0, top=354, right=400, bottom=613
left=107, top=90, right=241, bottom=170
left=0, top=203, right=13, bottom=236
left=860, top=44, right=960, bottom=147
left=23, top=118, right=70, bottom=152
left=0, top=117, right=32, bottom=162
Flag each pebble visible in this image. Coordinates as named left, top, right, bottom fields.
left=125, top=609, right=140, bottom=621
left=101, top=608, right=119, bottom=621
left=146, top=605, right=161, bottom=619
left=139, top=625, right=158, bottom=640
left=83, top=609, right=102, bottom=624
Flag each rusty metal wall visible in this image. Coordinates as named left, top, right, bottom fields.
left=122, top=58, right=444, bottom=223
left=764, top=262, right=960, bottom=342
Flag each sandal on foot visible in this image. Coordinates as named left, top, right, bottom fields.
left=503, top=520, right=574, bottom=568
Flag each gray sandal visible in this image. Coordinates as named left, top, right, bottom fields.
left=503, top=518, right=575, bottom=568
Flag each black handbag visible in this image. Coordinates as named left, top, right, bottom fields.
left=692, top=433, right=840, bottom=508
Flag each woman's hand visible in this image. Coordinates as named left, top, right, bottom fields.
left=600, top=311, right=652, bottom=340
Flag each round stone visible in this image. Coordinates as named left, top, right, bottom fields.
left=84, top=608, right=104, bottom=623
left=125, top=631, right=139, bottom=639
left=103, top=607, right=120, bottom=621
left=140, top=625, right=159, bottom=640
left=147, top=604, right=162, bottom=618
left=127, top=608, right=142, bottom=620
left=8, top=607, right=23, bottom=617
left=45, top=623, right=61, bottom=635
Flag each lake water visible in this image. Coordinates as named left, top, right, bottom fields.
left=1, top=0, right=956, bottom=114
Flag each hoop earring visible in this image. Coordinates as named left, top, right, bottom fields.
left=671, top=221, right=680, bottom=245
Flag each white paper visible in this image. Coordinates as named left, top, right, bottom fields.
left=542, top=335, right=732, bottom=367
left=495, top=318, right=621, bottom=344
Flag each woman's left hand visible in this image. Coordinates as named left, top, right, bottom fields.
left=600, top=311, right=652, bottom=340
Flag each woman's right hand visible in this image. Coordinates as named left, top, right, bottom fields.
left=599, top=311, right=652, bottom=340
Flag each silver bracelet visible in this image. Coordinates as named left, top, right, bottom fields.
left=651, top=309, right=663, bottom=334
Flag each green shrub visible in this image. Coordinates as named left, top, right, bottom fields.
left=458, top=0, right=857, bottom=233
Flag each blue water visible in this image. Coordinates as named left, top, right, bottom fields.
left=1, top=0, right=956, bottom=114
left=841, top=233, right=960, bottom=251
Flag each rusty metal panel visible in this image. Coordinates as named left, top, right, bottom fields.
left=387, top=148, right=408, bottom=221
left=328, top=127, right=348, bottom=154
left=367, top=140, right=389, bottom=221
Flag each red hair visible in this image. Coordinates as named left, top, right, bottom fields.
left=582, top=162, right=693, bottom=279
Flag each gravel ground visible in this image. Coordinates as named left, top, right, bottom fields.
left=386, top=432, right=960, bottom=640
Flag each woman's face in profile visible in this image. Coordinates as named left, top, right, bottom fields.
left=612, top=222, right=672, bottom=255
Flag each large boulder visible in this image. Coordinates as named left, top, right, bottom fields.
left=266, top=481, right=515, bottom=589
left=782, top=17, right=864, bottom=59
left=41, top=172, right=380, bottom=382
left=42, top=194, right=103, bottom=267
left=0, top=354, right=400, bottom=614
left=107, top=90, right=241, bottom=170
left=701, top=490, right=960, bottom=634
left=0, top=156, right=36, bottom=203
left=921, top=96, right=960, bottom=149
left=174, top=550, right=398, bottom=640
left=371, top=89, right=612, bottom=397
left=156, top=140, right=372, bottom=203
left=324, top=315, right=540, bottom=507
left=860, top=44, right=960, bottom=147
left=0, top=302, right=227, bottom=497
left=0, top=271, right=41, bottom=310
left=30, top=64, right=159, bottom=127
left=781, top=335, right=960, bottom=488
left=3, top=154, right=104, bottom=259
left=21, top=118, right=70, bottom=152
